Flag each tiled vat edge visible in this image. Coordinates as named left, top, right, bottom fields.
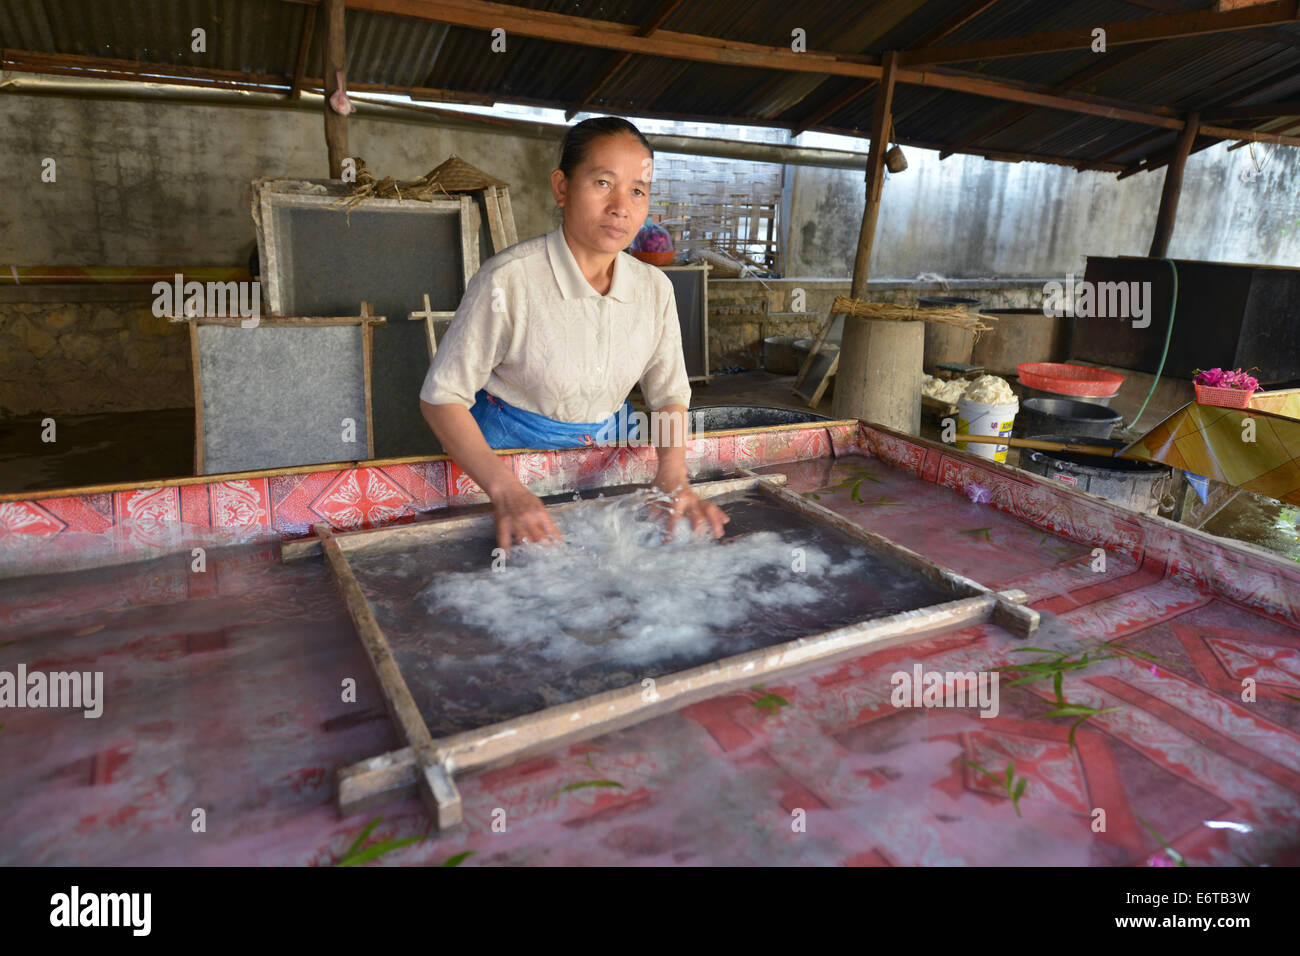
left=858, top=422, right=1300, bottom=627
left=0, top=421, right=859, bottom=574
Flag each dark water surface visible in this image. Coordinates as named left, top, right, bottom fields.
left=347, top=488, right=954, bottom=738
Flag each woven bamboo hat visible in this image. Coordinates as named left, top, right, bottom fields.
left=423, top=155, right=507, bottom=192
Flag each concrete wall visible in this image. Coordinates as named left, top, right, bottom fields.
left=3, top=89, right=1299, bottom=417
left=0, top=92, right=563, bottom=417
left=708, top=277, right=1047, bottom=369
left=782, top=141, right=1300, bottom=278
left=0, top=92, right=561, bottom=267
left=0, top=291, right=182, bottom=418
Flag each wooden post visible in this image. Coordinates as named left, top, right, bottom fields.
left=322, top=0, right=349, bottom=179
left=835, top=51, right=923, bottom=433
left=1148, top=112, right=1199, bottom=258
left=851, top=50, right=898, bottom=296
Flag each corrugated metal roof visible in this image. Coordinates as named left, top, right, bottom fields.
left=1, top=0, right=1298, bottom=172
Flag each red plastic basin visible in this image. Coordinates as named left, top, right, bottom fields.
left=1017, top=362, right=1125, bottom=398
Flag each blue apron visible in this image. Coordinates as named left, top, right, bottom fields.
left=469, top=389, right=642, bottom=450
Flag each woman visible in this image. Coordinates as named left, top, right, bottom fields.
left=419, top=116, right=728, bottom=553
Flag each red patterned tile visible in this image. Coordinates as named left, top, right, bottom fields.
left=1209, top=636, right=1300, bottom=690
left=624, top=444, right=659, bottom=484
left=845, top=848, right=895, bottom=866
left=684, top=435, right=720, bottom=477
left=112, top=487, right=182, bottom=555
left=711, top=434, right=736, bottom=473
left=209, top=478, right=271, bottom=531
left=921, top=448, right=942, bottom=483
left=827, top=422, right=859, bottom=458
left=572, top=447, right=621, bottom=486
left=1091, top=675, right=1300, bottom=794
left=270, top=471, right=340, bottom=534
left=762, top=427, right=829, bottom=465
left=378, top=462, right=447, bottom=510
left=446, top=461, right=488, bottom=505
left=869, top=431, right=927, bottom=476
left=402, top=461, right=448, bottom=508
left=309, top=467, right=416, bottom=529
left=0, top=500, right=66, bottom=535
left=964, top=727, right=1090, bottom=815
left=35, top=493, right=112, bottom=534
left=733, top=432, right=765, bottom=469
left=179, top=485, right=211, bottom=528
left=513, top=451, right=559, bottom=489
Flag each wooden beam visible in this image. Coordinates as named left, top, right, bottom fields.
left=1076, top=128, right=1172, bottom=172
left=0, top=48, right=289, bottom=92
left=322, top=0, right=349, bottom=178
left=900, top=0, right=1300, bottom=65
left=1117, top=136, right=1215, bottom=178
left=1149, top=111, right=1200, bottom=257
left=290, top=5, right=316, bottom=99
left=1118, top=0, right=1300, bottom=51
left=852, top=51, right=899, bottom=297
left=897, top=67, right=1183, bottom=129
left=894, top=134, right=1127, bottom=171
left=1203, top=101, right=1300, bottom=120
left=0, top=42, right=1220, bottom=151
left=1121, top=117, right=1300, bottom=178
left=346, top=0, right=885, bottom=79
left=1199, top=121, right=1300, bottom=146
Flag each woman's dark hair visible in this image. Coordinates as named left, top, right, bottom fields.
left=557, top=116, right=653, bottom=177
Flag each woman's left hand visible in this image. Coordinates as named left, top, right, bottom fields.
left=652, top=474, right=729, bottom=539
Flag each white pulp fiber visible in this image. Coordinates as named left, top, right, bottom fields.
left=419, top=489, right=868, bottom=666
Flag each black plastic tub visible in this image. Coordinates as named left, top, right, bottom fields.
left=1015, top=397, right=1123, bottom=440
left=687, top=405, right=832, bottom=432
left=1018, top=434, right=1170, bottom=516
left=1018, top=383, right=1117, bottom=408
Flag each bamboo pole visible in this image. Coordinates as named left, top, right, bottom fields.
left=953, top=433, right=1120, bottom=458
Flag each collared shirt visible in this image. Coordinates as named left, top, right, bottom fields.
left=419, top=227, right=692, bottom=423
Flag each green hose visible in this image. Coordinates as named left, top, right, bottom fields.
left=1125, top=257, right=1178, bottom=432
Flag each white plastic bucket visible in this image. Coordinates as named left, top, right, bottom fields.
left=957, top=398, right=1018, bottom=462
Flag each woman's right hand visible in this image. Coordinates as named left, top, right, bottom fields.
left=492, top=480, right=564, bottom=555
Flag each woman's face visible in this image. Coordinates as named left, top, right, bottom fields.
left=551, top=133, right=652, bottom=258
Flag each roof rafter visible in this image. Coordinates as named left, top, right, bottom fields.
left=1117, top=0, right=1300, bottom=52
left=938, top=42, right=1158, bottom=159
left=791, top=0, right=1003, bottom=135
left=900, top=0, right=1300, bottom=66
left=563, top=0, right=682, bottom=121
